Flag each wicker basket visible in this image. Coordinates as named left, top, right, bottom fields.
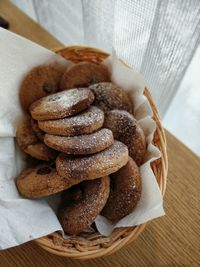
left=35, top=46, right=168, bottom=260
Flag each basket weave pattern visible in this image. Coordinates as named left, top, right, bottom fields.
left=35, top=46, right=168, bottom=259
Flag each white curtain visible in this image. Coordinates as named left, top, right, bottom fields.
left=12, top=0, right=200, bottom=117
left=82, top=0, right=200, bottom=116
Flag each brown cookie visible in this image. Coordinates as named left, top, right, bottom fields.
left=24, top=143, right=58, bottom=161
left=16, top=118, right=38, bottom=150
left=19, top=63, right=65, bottom=112
left=16, top=118, right=57, bottom=161
left=31, top=118, right=45, bottom=141
left=101, top=157, right=142, bottom=221
left=56, top=141, right=129, bottom=183
left=44, top=128, right=114, bottom=155
left=89, top=82, right=133, bottom=113
left=104, top=110, right=146, bottom=166
left=58, top=176, right=110, bottom=234
left=30, top=88, right=95, bottom=121
left=16, top=163, right=74, bottom=198
left=60, top=62, right=110, bottom=90
left=38, top=106, right=104, bottom=136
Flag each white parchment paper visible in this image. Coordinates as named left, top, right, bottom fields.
left=0, top=28, right=165, bottom=249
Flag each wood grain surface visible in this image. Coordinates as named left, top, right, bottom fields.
left=0, top=1, right=200, bottom=266
left=0, top=0, right=62, bottom=49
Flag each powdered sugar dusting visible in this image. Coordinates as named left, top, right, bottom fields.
left=56, top=141, right=129, bottom=180
left=104, top=109, right=146, bottom=165
left=45, top=128, right=114, bottom=154
left=39, top=106, right=104, bottom=136
left=46, top=89, right=89, bottom=108
left=65, top=106, right=103, bottom=126
left=58, top=176, right=110, bottom=234
left=102, top=158, right=141, bottom=221
left=46, top=106, right=103, bottom=127
left=31, top=88, right=94, bottom=120
left=89, top=82, right=132, bottom=113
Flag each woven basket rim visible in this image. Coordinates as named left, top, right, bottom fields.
left=35, top=45, right=168, bottom=260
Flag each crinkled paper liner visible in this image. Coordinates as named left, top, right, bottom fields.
left=0, top=28, right=164, bottom=249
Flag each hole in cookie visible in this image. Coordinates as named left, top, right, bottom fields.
left=85, top=77, right=99, bottom=87
left=43, top=82, right=54, bottom=93
left=110, top=178, right=115, bottom=192
left=61, top=186, right=83, bottom=206
left=37, top=166, right=51, bottom=175
left=50, top=161, right=56, bottom=169
left=90, top=78, right=99, bottom=85
left=71, top=187, right=83, bottom=203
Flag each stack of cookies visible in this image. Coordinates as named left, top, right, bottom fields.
left=16, top=62, right=146, bottom=235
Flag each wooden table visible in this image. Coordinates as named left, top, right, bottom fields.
left=0, top=1, right=200, bottom=266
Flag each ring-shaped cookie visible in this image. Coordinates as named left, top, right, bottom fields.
left=104, top=109, right=146, bottom=166
left=30, top=88, right=94, bottom=121
left=89, top=82, right=133, bottom=113
left=38, top=106, right=104, bottom=136
left=60, top=62, right=110, bottom=90
left=58, top=176, right=110, bottom=234
left=19, top=64, right=65, bottom=111
left=56, top=141, right=129, bottom=182
left=101, top=157, right=142, bottom=221
left=44, top=128, right=114, bottom=155
left=16, top=118, right=57, bottom=161
left=16, top=163, right=74, bottom=198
